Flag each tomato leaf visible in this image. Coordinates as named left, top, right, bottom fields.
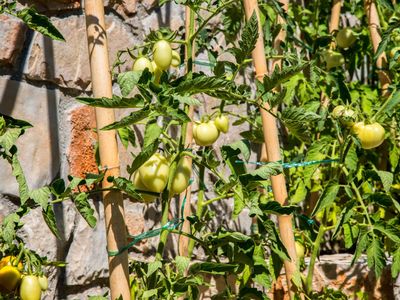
left=175, top=256, right=190, bottom=275
left=117, top=70, right=152, bottom=97
left=373, top=221, right=400, bottom=243
left=11, top=154, right=30, bottom=205
left=173, top=95, right=201, bottom=106
left=366, top=237, right=386, bottom=278
left=128, top=140, right=160, bottom=174
left=189, top=262, right=239, bottom=275
left=73, top=192, right=97, bottom=228
left=375, top=170, right=393, bottom=193
left=42, top=205, right=61, bottom=239
left=260, top=201, right=297, bottom=216
left=102, top=108, right=152, bottom=130
left=117, top=127, right=136, bottom=149
left=76, top=95, right=144, bottom=108
left=30, top=187, right=51, bottom=210
left=391, top=247, right=400, bottom=278
left=111, top=177, right=142, bottom=200
left=143, top=119, right=162, bottom=148
left=311, top=182, right=340, bottom=217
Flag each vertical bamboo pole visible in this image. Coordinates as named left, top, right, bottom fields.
left=84, top=1, right=130, bottom=299
left=178, top=6, right=195, bottom=257
left=364, top=0, right=391, bottom=95
left=243, top=0, right=298, bottom=297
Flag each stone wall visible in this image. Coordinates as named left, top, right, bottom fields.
left=0, top=1, right=398, bottom=299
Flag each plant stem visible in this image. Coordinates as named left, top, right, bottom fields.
left=305, top=225, right=325, bottom=293
left=202, top=193, right=234, bottom=206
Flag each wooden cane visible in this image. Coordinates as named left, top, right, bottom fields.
left=84, top=1, right=130, bottom=299
left=243, top=0, right=298, bottom=297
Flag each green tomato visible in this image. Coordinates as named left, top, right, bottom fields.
left=322, top=50, right=344, bottom=70
left=153, top=40, right=172, bottom=70
left=138, top=153, right=170, bottom=193
left=38, top=275, right=48, bottom=291
left=295, top=241, right=305, bottom=260
left=214, top=115, right=229, bottom=134
left=132, top=56, right=153, bottom=72
left=0, top=265, right=21, bottom=292
left=352, top=122, right=385, bottom=149
left=336, top=28, right=356, bottom=48
left=193, top=121, right=220, bottom=146
left=389, top=47, right=400, bottom=63
left=171, top=157, right=191, bottom=195
left=19, top=275, right=41, bottom=300
left=132, top=172, right=157, bottom=203
left=170, top=50, right=181, bottom=68
left=332, top=105, right=356, bottom=127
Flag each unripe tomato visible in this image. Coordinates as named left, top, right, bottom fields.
left=389, top=47, right=400, bottom=62
left=352, top=122, right=385, bottom=149
left=214, top=115, right=229, bottom=134
left=193, top=121, right=220, bottom=146
left=332, top=105, right=356, bottom=127
left=38, top=275, right=48, bottom=291
left=132, top=56, right=153, bottom=72
left=171, top=157, right=191, bottom=195
left=132, top=172, right=157, bottom=203
left=336, top=28, right=356, bottom=48
left=322, top=50, right=345, bottom=70
left=153, top=40, right=172, bottom=70
left=170, top=50, right=181, bottom=68
left=295, top=241, right=305, bottom=260
left=0, top=256, right=23, bottom=271
left=20, top=275, right=41, bottom=300
left=138, top=153, right=170, bottom=193
left=0, top=265, right=21, bottom=291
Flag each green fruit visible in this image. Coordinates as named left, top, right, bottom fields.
left=352, top=122, right=385, bottom=149
left=322, top=50, right=345, bottom=70
left=153, top=40, right=172, bottom=70
left=132, top=56, right=153, bottom=72
left=193, top=121, right=220, bottom=146
left=138, top=153, right=170, bottom=193
left=20, top=275, right=42, bottom=300
left=214, top=115, right=229, bottom=134
left=336, top=28, right=356, bottom=48
left=171, top=157, right=191, bottom=195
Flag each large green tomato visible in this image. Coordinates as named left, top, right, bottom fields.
left=322, top=50, right=344, bottom=70
left=132, top=56, right=153, bottom=72
left=171, top=157, right=191, bottom=195
left=19, top=275, right=41, bottom=300
left=153, top=40, right=172, bottom=70
left=170, top=50, right=181, bottom=68
left=352, top=122, right=385, bottom=149
left=332, top=105, right=356, bottom=127
left=214, top=115, right=229, bottom=133
left=38, top=275, right=48, bottom=291
left=138, top=153, right=170, bottom=193
left=193, top=121, right=220, bottom=146
left=0, top=265, right=21, bottom=292
left=336, top=28, right=356, bottom=48
left=132, top=172, right=157, bottom=203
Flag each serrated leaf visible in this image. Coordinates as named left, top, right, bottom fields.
left=172, top=74, right=230, bottom=95
left=0, top=128, right=23, bottom=152
left=189, top=262, right=239, bottom=275
left=311, top=182, right=340, bottom=216
left=173, top=95, right=201, bottom=106
left=367, top=238, right=386, bottom=278
left=1, top=213, right=20, bottom=244
left=42, top=205, right=61, bottom=239
left=373, top=222, right=400, bottom=243
left=222, top=139, right=251, bottom=161
left=175, top=256, right=190, bottom=275
left=345, top=143, right=358, bottom=172
left=165, top=107, right=191, bottom=123
left=102, top=108, right=152, bottom=130
left=391, top=247, right=400, bottom=278
left=76, top=95, right=144, bottom=108
left=147, top=261, right=162, bottom=277
left=30, top=187, right=51, bottom=210
left=117, top=71, right=147, bottom=97
left=375, top=170, right=394, bottom=193
left=143, top=119, right=162, bottom=148
left=234, top=11, right=258, bottom=64
left=17, top=7, right=64, bottom=41
left=263, top=62, right=308, bottom=92
left=260, top=201, right=297, bottom=215
left=117, top=127, right=136, bottom=149
left=73, top=192, right=97, bottom=228
left=142, top=289, right=158, bottom=299
left=291, top=180, right=307, bottom=204
left=343, top=223, right=359, bottom=249
left=11, top=154, right=30, bottom=204
left=243, top=162, right=283, bottom=181
left=233, top=185, right=245, bottom=219
left=112, top=177, right=142, bottom=200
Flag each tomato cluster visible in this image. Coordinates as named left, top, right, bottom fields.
left=193, top=114, right=229, bottom=146
left=0, top=256, right=48, bottom=300
left=132, top=154, right=191, bottom=202
left=132, top=40, right=180, bottom=81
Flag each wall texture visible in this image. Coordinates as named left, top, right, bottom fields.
left=0, top=1, right=398, bottom=299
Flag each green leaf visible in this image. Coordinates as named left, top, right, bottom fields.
left=311, top=182, right=340, bottom=217
left=344, top=143, right=358, bottom=172
left=239, top=162, right=282, bottom=185
left=172, top=74, right=230, bottom=95
left=233, top=185, right=245, bottom=219
left=30, top=187, right=51, bottom=210
left=73, top=192, right=97, bottom=228
left=189, top=262, right=239, bottom=275
left=173, top=95, right=201, bottom=106
left=11, top=154, right=30, bottom=204
left=143, top=120, right=162, bottom=148
left=1, top=213, right=20, bottom=244
left=253, top=244, right=268, bottom=268
left=262, top=62, right=309, bottom=92
left=367, top=237, right=386, bottom=278
left=260, top=201, right=297, bottom=216
left=129, top=140, right=160, bottom=174
left=222, top=139, right=251, bottom=161
left=263, top=219, right=290, bottom=261
left=233, top=11, right=258, bottom=64
left=0, top=128, right=23, bottom=152
left=391, top=247, right=400, bottom=278
left=117, top=71, right=147, bottom=97
left=102, top=108, right=151, bottom=130
left=175, top=256, right=190, bottom=275
left=17, top=7, right=64, bottom=41
left=142, top=289, right=159, bottom=299
left=111, top=177, right=142, bottom=200
left=42, top=205, right=61, bottom=239
left=291, top=180, right=307, bottom=204
left=373, top=222, right=400, bottom=243
left=165, top=107, right=191, bottom=123
left=343, top=223, right=359, bottom=249
left=76, top=95, right=144, bottom=108
left=147, top=261, right=162, bottom=277
left=280, top=107, right=321, bottom=143
left=375, top=170, right=393, bottom=193
left=117, top=127, right=136, bottom=149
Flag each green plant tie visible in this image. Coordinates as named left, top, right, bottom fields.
left=234, top=158, right=339, bottom=168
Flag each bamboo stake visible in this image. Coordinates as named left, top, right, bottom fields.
left=364, top=0, right=391, bottom=96
left=178, top=6, right=195, bottom=257
left=84, top=1, right=130, bottom=299
left=243, top=0, right=298, bottom=297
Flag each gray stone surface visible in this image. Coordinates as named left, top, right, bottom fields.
left=0, top=77, right=60, bottom=196
left=24, top=14, right=139, bottom=91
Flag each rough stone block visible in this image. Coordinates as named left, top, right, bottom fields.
left=0, top=14, right=27, bottom=67
left=19, top=0, right=81, bottom=11
left=24, top=14, right=139, bottom=91
left=0, top=78, right=60, bottom=196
